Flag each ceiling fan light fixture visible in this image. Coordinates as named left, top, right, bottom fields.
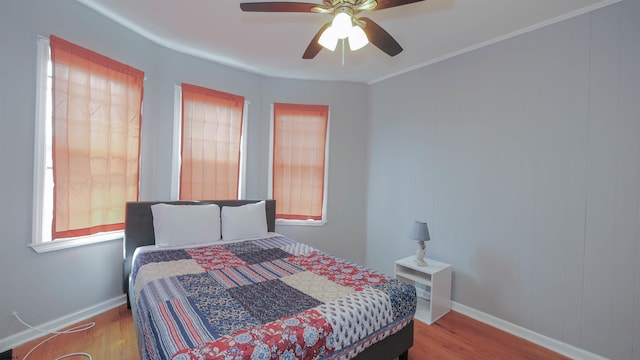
left=348, top=25, right=369, bottom=51
left=318, top=26, right=339, bottom=51
left=240, top=0, right=418, bottom=59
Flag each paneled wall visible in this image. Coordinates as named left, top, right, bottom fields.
left=366, top=1, right=640, bottom=358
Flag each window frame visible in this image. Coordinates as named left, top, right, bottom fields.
left=268, top=103, right=330, bottom=226
left=30, top=36, right=123, bottom=253
left=171, top=85, right=248, bottom=200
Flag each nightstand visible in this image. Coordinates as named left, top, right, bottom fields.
left=394, top=256, right=452, bottom=325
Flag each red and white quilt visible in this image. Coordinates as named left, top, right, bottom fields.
left=131, top=234, right=416, bottom=360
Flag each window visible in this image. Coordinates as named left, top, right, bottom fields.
left=269, top=103, right=330, bottom=225
left=173, top=83, right=246, bottom=200
left=31, top=35, right=143, bottom=252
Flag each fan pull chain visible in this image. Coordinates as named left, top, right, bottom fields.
left=341, top=38, right=345, bottom=67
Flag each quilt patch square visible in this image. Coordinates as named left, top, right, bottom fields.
left=224, top=241, right=263, bottom=255
left=132, top=249, right=191, bottom=280
left=316, top=288, right=394, bottom=351
left=139, top=275, right=188, bottom=303
left=151, top=297, right=219, bottom=353
left=234, top=247, right=293, bottom=265
left=281, top=242, right=316, bottom=256
left=281, top=271, right=355, bottom=303
left=186, top=245, right=245, bottom=270
left=171, top=309, right=336, bottom=360
left=134, top=259, right=203, bottom=300
left=227, top=279, right=322, bottom=323
left=178, top=273, right=261, bottom=337
left=373, top=279, right=417, bottom=321
left=288, top=252, right=389, bottom=290
left=209, top=259, right=304, bottom=288
left=251, top=235, right=297, bottom=249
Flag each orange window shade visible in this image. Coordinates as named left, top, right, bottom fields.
left=50, top=35, right=143, bottom=239
left=180, top=83, right=244, bottom=200
left=273, top=103, right=328, bottom=220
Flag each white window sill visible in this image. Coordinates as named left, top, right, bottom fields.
left=276, top=219, right=327, bottom=227
left=30, top=231, right=123, bottom=253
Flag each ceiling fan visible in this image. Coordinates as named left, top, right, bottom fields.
left=240, top=0, right=425, bottom=59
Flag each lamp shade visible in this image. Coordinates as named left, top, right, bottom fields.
left=409, top=221, right=430, bottom=242
left=331, top=12, right=352, bottom=39
left=348, top=25, right=369, bottom=51
left=318, top=26, right=339, bottom=51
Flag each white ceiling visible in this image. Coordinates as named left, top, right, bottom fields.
left=76, top=0, right=618, bottom=84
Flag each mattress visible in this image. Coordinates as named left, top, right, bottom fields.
left=130, top=234, right=416, bottom=360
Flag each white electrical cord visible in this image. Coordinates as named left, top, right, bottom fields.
left=12, top=311, right=95, bottom=360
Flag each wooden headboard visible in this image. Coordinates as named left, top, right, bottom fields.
left=122, top=199, right=276, bottom=298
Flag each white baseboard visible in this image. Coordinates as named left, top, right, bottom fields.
left=451, top=301, right=607, bottom=360
left=0, top=294, right=127, bottom=353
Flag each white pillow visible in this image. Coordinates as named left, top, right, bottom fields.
left=151, top=203, right=221, bottom=247
left=221, top=201, right=268, bottom=241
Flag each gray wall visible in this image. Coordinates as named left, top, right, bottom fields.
left=366, top=0, right=640, bottom=359
left=0, top=0, right=368, bottom=346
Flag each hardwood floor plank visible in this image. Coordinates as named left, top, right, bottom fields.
left=14, top=305, right=568, bottom=359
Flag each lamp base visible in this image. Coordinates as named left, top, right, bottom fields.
left=415, top=240, right=427, bottom=266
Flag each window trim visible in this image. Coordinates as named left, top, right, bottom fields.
left=268, top=103, right=330, bottom=226
left=31, top=36, right=123, bottom=253
left=171, top=85, right=182, bottom=200
left=31, top=36, right=48, bottom=248
left=238, top=100, right=249, bottom=199
left=30, top=232, right=122, bottom=253
left=171, top=84, right=248, bottom=200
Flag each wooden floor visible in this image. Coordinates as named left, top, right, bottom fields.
left=13, top=305, right=138, bottom=360
left=13, top=305, right=569, bottom=360
left=409, top=312, right=569, bottom=360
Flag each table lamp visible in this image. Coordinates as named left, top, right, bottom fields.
left=410, top=221, right=430, bottom=266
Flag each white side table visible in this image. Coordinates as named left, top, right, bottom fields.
left=394, top=256, right=452, bottom=325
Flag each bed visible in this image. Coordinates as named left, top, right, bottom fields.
left=123, top=199, right=416, bottom=360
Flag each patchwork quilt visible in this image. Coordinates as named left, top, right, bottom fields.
left=131, top=235, right=416, bottom=360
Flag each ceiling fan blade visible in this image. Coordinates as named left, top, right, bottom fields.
left=374, top=0, right=425, bottom=10
left=240, top=2, right=319, bottom=12
left=359, top=17, right=403, bottom=56
left=303, top=23, right=331, bottom=59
